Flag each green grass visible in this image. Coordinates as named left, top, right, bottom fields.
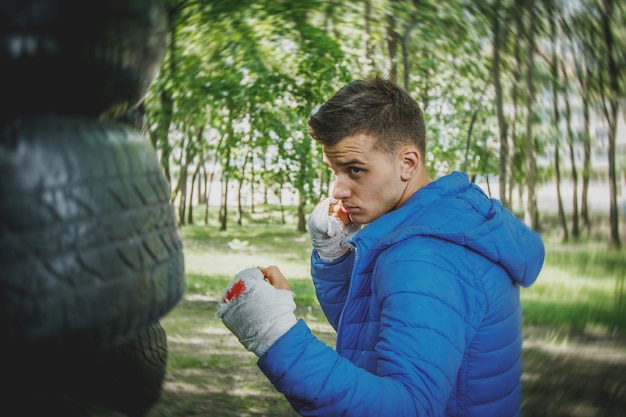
left=181, top=204, right=626, bottom=334
left=522, top=238, right=626, bottom=334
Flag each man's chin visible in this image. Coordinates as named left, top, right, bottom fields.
left=349, top=213, right=369, bottom=225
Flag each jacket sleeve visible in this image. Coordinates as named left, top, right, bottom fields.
left=310, top=250, right=355, bottom=330
left=259, top=240, right=486, bottom=417
left=259, top=320, right=425, bottom=417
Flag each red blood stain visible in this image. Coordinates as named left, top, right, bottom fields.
left=224, top=279, right=246, bottom=302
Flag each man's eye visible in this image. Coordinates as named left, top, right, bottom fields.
left=349, top=167, right=363, bottom=175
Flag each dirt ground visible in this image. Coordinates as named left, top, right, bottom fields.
left=521, top=326, right=626, bottom=417
left=147, top=296, right=626, bottom=417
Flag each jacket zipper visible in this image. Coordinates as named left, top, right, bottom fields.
left=335, top=241, right=358, bottom=353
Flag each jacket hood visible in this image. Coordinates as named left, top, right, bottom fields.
left=353, top=172, right=545, bottom=288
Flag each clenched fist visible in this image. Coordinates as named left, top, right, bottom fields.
left=308, top=197, right=361, bottom=262
left=216, top=267, right=297, bottom=357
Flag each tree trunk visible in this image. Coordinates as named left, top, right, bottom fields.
left=262, top=156, right=269, bottom=205
left=297, top=190, right=306, bottom=233
left=250, top=165, right=256, bottom=214
left=550, top=14, right=568, bottom=241
left=219, top=175, right=229, bottom=232
left=237, top=151, right=251, bottom=227
left=561, top=64, right=580, bottom=239
left=177, top=166, right=187, bottom=226
left=362, top=0, right=373, bottom=73
left=204, top=170, right=213, bottom=225
left=220, top=145, right=231, bottom=232
left=580, top=78, right=592, bottom=232
left=197, top=165, right=206, bottom=205
left=486, top=175, right=492, bottom=197
left=600, top=0, right=621, bottom=248
left=401, top=7, right=419, bottom=91
left=463, top=84, right=488, bottom=173
left=508, top=16, right=522, bottom=211
left=524, top=0, right=539, bottom=230
left=174, top=134, right=189, bottom=226
left=317, top=165, right=332, bottom=201
left=279, top=183, right=286, bottom=225
left=237, top=178, right=244, bottom=226
left=208, top=132, right=226, bottom=226
left=385, top=9, right=398, bottom=80
left=566, top=27, right=592, bottom=233
left=187, top=162, right=201, bottom=225
left=492, top=0, right=509, bottom=208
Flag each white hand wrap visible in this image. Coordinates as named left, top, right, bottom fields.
left=307, top=198, right=361, bottom=262
left=216, top=268, right=297, bottom=357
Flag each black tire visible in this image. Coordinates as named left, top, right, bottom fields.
left=0, top=116, right=185, bottom=352
left=4, top=321, right=169, bottom=417
left=0, top=0, right=167, bottom=121
left=65, top=320, right=170, bottom=416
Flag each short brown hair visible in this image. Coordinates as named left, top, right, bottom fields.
left=307, top=75, right=426, bottom=157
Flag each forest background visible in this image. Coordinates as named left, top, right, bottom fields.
left=138, top=0, right=626, bottom=248
left=129, top=0, right=626, bottom=415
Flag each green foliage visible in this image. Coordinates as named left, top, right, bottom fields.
left=144, top=0, right=625, bottom=237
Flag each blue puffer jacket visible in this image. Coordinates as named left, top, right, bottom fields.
left=258, top=172, right=545, bottom=417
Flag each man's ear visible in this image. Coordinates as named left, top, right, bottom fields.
left=400, top=147, right=420, bottom=181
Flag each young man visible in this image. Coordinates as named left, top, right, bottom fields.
left=217, top=75, right=545, bottom=417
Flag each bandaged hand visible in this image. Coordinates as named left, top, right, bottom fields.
left=308, top=197, right=361, bottom=262
left=216, top=267, right=297, bottom=357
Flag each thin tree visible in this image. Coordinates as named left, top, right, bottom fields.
left=186, top=126, right=204, bottom=225
left=599, top=0, right=621, bottom=248
left=385, top=8, right=399, bottom=80
left=524, top=0, right=539, bottom=230
left=219, top=141, right=231, bottom=232
left=574, top=55, right=592, bottom=232
left=561, top=63, right=580, bottom=239
left=401, top=4, right=420, bottom=91
left=492, top=0, right=509, bottom=208
left=237, top=149, right=252, bottom=227
left=564, top=16, right=593, bottom=232
left=507, top=13, right=523, bottom=211
left=549, top=10, right=568, bottom=241
left=362, top=0, right=374, bottom=73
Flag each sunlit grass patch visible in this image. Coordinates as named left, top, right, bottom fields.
left=183, top=273, right=232, bottom=295
left=522, top=240, right=626, bottom=333
left=182, top=220, right=312, bottom=280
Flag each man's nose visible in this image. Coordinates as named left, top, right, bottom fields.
left=331, top=176, right=350, bottom=200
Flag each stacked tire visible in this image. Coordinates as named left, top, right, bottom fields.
left=0, top=1, right=185, bottom=416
